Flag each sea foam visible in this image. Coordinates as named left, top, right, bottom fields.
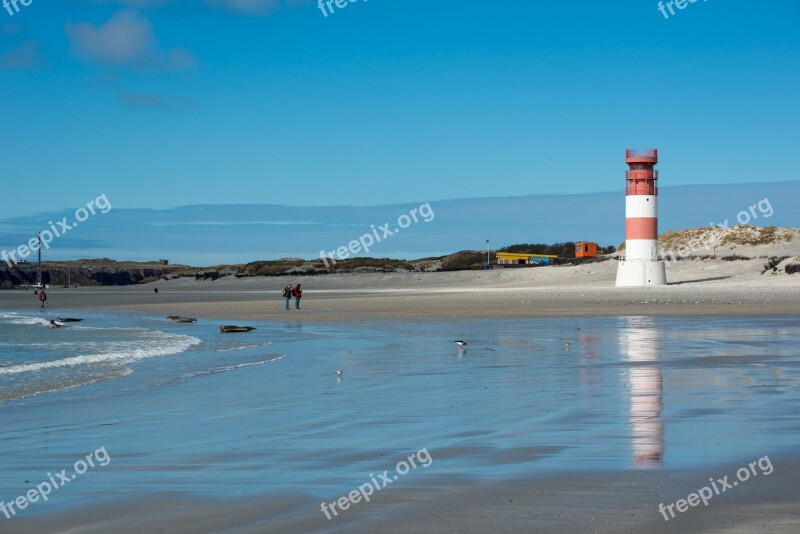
left=0, top=331, right=201, bottom=375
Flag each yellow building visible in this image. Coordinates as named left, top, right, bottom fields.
left=496, top=252, right=558, bottom=265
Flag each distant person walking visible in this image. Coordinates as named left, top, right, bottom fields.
left=38, top=289, right=47, bottom=309
left=282, top=284, right=293, bottom=310
left=293, top=284, right=302, bottom=310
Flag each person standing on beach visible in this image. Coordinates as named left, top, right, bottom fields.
left=293, top=284, right=302, bottom=310
left=38, top=289, right=47, bottom=309
left=282, top=284, right=293, bottom=310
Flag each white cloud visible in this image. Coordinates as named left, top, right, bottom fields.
left=65, top=10, right=197, bottom=69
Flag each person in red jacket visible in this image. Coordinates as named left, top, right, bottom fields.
left=38, top=289, right=47, bottom=309
left=293, top=284, right=302, bottom=310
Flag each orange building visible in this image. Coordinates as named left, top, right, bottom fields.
left=575, top=242, right=598, bottom=258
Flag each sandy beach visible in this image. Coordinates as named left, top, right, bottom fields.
left=3, top=258, right=799, bottom=322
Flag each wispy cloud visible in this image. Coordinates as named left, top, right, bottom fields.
left=119, top=91, right=201, bottom=110
left=82, top=0, right=180, bottom=8
left=65, top=10, right=197, bottom=70
left=85, top=0, right=310, bottom=16
left=1, top=23, right=23, bottom=36
left=148, top=220, right=322, bottom=227
left=0, top=41, right=43, bottom=69
left=203, top=0, right=311, bottom=16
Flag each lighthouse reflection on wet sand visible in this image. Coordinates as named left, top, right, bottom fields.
left=616, top=149, right=667, bottom=287
left=621, top=316, right=664, bottom=468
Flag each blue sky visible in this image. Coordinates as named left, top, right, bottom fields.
left=1, top=0, right=799, bottom=219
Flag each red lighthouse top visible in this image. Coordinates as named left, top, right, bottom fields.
left=625, top=148, right=658, bottom=196
left=625, top=149, right=658, bottom=165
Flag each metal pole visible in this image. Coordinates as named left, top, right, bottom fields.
left=36, top=233, right=42, bottom=287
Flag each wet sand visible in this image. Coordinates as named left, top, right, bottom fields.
left=7, top=457, right=800, bottom=533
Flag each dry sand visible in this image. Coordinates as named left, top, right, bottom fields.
left=4, top=258, right=799, bottom=322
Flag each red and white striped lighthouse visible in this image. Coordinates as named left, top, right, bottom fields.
left=616, top=149, right=667, bottom=287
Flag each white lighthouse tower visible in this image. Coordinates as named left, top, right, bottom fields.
left=616, top=149, right=667, bottom=287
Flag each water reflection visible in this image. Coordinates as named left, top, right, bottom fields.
left=620, top=316, right=664, bottom=468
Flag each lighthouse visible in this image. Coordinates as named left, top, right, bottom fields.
left=615, top=149, right=667, bottom=287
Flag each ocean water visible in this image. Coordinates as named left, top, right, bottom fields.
left=1, top=311, right=800, bottom=513
left=0, top=313, right=203, bottom=403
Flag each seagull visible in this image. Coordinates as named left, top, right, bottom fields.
left=337, top=369, right=343, bottom=377
left=454, top=340, right=467, bottom=347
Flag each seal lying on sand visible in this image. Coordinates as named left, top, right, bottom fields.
left=219, top=325, right=256, bottom=333
left=168, top=316, right=197, bottom=323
